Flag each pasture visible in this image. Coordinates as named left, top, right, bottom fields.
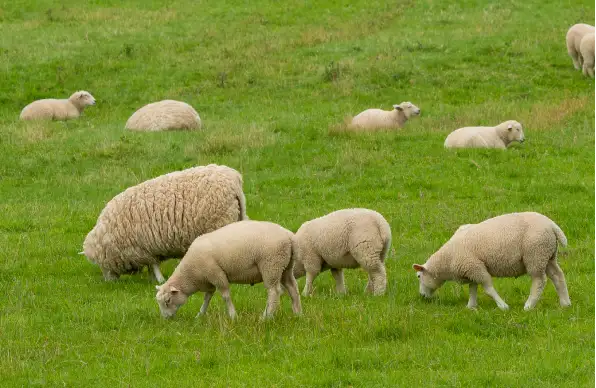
left=0, top=0, right=594, bottom=386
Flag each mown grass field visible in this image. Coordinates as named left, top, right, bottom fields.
left=0, top=1, right=594, bottom=386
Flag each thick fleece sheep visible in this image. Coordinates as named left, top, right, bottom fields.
left=444, top=120, right=525, bottom=149
left=125, top=100, right=202, bottom=131
left=349, top=102, right=421, bottom=131
left=413, top=212, right=570, bottom=311
left=83, top=164, right=247, bottom=283
left=155, top=220, right=301, bottom=319
left=566, top=24, right=595, bottom=70
left=20, top=91, right=96, bottom=120
left=580, top=33, right=595, bottom=78
left=293, top=208, right=392, bottom=296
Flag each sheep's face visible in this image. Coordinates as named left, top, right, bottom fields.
left=71, top=91, right=96, bottom=106
left=505, top=121, right=524, bottom=143
left=155, top=285, right=188, bottom=318
left=413, top=264, right=444, bottom=298
left=394, top=102, right=421, bottom=118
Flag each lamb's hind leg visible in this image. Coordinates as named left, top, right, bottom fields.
left=524, top=274, right=546, bottom=310
left=351, top=241, right=387, bottom=296
left=263, top=284, right=282, bottom=319
left=281, top=268, right=302, bottom=315
left=101, top=267, right=120, bottom=281
left=330, top=268, right=347, bottom=294
left=546, top=260, right=571, bottom=307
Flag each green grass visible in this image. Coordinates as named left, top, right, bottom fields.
left=0, top=0, right=594, bottom=386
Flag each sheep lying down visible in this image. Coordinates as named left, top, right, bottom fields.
left=444, top=120, right=525, bottom=149
left=20, top=91, right=96, bottom=121
left=155, top=221, right=301, bottom=319
left=348, top=102, right=421, bottom=131
left=413, top=212, right=570, bottom=311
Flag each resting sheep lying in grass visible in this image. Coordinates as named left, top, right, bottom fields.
left=82, top=164, right=247, bottom=283
left=580, top=32, right=595, bottom=78
left=20, top=91, right=96, bottom=121
left=444, top=120, right=525, bottom=149
left=566, top=24, right=595, bottom=71
left=125, top=100, right=202, bottom=131
left=348, top=102, right=421, bottom=131
left=293, top=208, right=392, bottom=296
left=155, top=220, right=301, bottom=319
left=413, top=212, right=570, bottom=311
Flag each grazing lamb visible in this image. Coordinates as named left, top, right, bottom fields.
left=155, top=220, right=301, bottom=319
left=580, top=32, right=595, bottom=78
left=20, top=91, right=96, bottom=121
left=413, top=212, right=570, bottom=311
left=348, top=102, right=421, bottom=131
left=293, top=208, right=392, bottom=296
left=125, top=100, right=202, bottom=131
left=82, top=164, right=247, bottom=283
left=566, top=24, right=595, bottom=70
left=444, top=120, right=525, bottom=149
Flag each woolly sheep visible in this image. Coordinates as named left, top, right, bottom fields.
left=348, top=102, right=421, bottom=131
left=125, top=100, right=202, bottom=131
left=155, top=220, right=301, bottom=319
left=413, top=212, right=570, bottom=311
left=444, top=120, right=525, bottom=149
left=82, top=164, right=247, bottom=283
left=566, top=24, right=595, bottom=70
left=20, top=91, right=96, bottom=121
left=580, top=32, right=595, bottom=78
left=293, top=208, right=392, bottom=296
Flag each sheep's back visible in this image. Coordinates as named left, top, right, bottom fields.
left=125, top=100, right=202, bottom=131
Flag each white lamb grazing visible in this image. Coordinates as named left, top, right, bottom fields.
left=349, top=102, right=421, bottom=131
left=413, top=212, right=570, bottom=311
left=580, top=32, right=595, bottom=78
left=125, top=100, right=202, bottom=131
left=566, top=24, right=595, bottom=70
left=444, top=120, right=525, bottom=149
left=155, top=220, right=301, bottom=319
left=83, top=164, right=247, bottom=283
left=20, top=91, right=96, bottom=121
left=293, top=208, right=392, bottom=296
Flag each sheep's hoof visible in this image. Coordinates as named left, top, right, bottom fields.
left=498, top=303, right=510, bottom=311
left=466, top=304, right=478, bottom=310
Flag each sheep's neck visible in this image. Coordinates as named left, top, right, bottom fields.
left=394, top=110, right=407, bottom=126
left=68, top=98, right=86, bottom=113
left=425, top=250, right=454, bottom=281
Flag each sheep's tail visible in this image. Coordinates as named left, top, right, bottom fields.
left=551, top=221, right=568, bottom=247
left=377, top=214, right=392, bottom=261
left=290, top=235, right=306, bottom=279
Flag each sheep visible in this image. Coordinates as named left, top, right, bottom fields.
left=155, top=220, right=301, bottom=319
left=566, top=24, right=595, bottom=70
left=412, top=212, right=570, bottom=311
left=444, top=120, right=525, bottom=149
left=293, top=208, right=392, bottom=296
left=348, top=102, right=421, bottom=131
left=19, top=91, right=96, bottom=121
left=82, top=164, right=247, bottom=283
left=125, top=100, right=202, bottom=131
left=580, top=32, right=595, bottom=78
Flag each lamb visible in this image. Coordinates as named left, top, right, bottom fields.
left=580, top=32, right=595, bottom=78
left=293, top=208, right=392, bottom=296
left=444, top=120, right=525, bottom=149
left=155, top=220, right=301, bottom=319
left=82, top=164, right=247, bottom=283
left=19, top=91, right=96, bottom=121
left=413, top=212, right=570, bottom=311
left=566, top=24, right=595, bottom=70
left=125, top=100, right=202, bottom=131
left=348, top=102, right=421, bottom=131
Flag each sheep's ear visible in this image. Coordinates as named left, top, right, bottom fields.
left=413, top=264, right=425, bottom=272
left=393, top=104, right=403, bottom=111
left=507, top=123, right=513, bottom=131
left=170, top=286, right=180, bottom=294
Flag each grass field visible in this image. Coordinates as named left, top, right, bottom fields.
left=0, top=0, right=594, bottom=386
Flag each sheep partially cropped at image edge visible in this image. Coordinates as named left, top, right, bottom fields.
left=566, top=23, right=595, bottom=70
left=580, top=32, right=595, bottom=78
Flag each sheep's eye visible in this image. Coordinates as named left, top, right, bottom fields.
left=416, top=272, right=421, bottom=278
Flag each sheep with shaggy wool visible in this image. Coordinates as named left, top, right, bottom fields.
left=348, top=102, right=420, bottom=131
left=20, top=91, right=96, bottom=120
left=155, top=220, right=301, bottom=319
left=293, top=208, right=392, bottom=296
left=444, top=120, right=525, bottom=149
left=125, top=100, right=202, bottom=131
left=413, top=212, right=570, bottom=311
left=566, top=24, right=595, bottom=70
left=82, top=164, right=247, bottom=283
left=580, top=32, right=595, bottom=78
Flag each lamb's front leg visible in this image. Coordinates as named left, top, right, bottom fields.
left=482, top=280, right=509, bottom=310
left=196, top=291, right=214, bottom=317
left=524, top=274, right=546, bottom=311
left=467, top=283, right=478, bottom=310
left=330, top=268, right=347, bottom=294
left=219, top=286, right=237, bottom=319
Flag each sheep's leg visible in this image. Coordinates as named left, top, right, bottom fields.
left=467, top=283, right=478, bottom=310
left=482, top=281, right=509, bottom=310
left=150, top=263, right=165, bottom=284
left=219, top=286, right=237, bottom=319
left=281, top=269, right=302, bottom=315
left=351, top=240, right=387, bottom=295
left=524, top=274, right=546, bottom=310
left=571, top=52, right=581, bottom=70
left=546, top=261, right=571, bottom=307
left=101, top=267, right=120, bottom=281
left=302, top=271, right=319, bottom=296
left=364, top=263, right=387, bottom=296
left=263, top=285, right=281, bottom=319
left=196, top=291, right=214, bottom=317
left=330, top=268, right=347, bottom=294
